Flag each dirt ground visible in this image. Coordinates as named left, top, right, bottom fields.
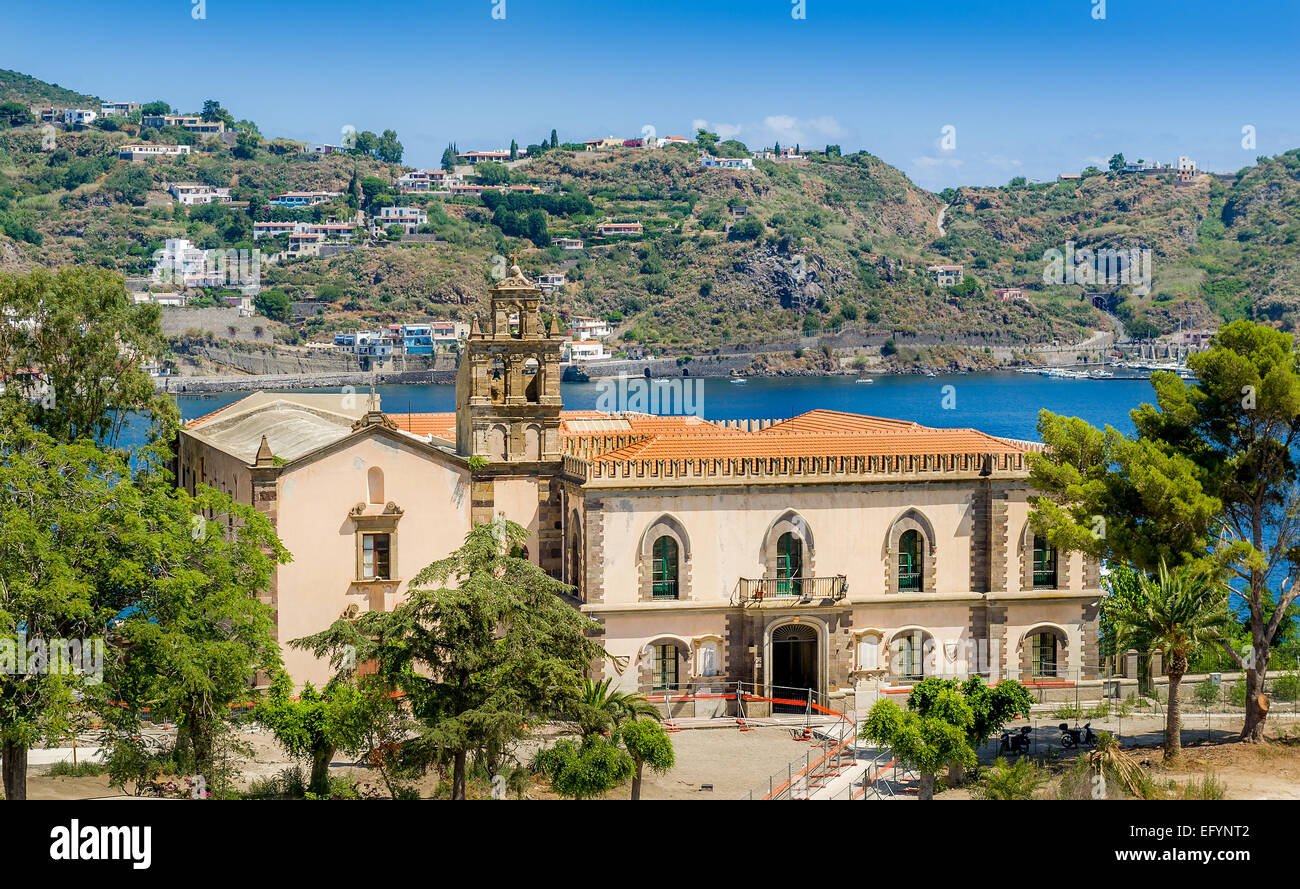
left=16, top=712, right=1300, bottom=800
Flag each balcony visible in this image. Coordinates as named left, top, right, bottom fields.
left=733, top=575, right=848, bottom=606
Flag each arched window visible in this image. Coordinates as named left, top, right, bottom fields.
left=895, top=630, right=927, bottom=681
left=569, top=536, right=583, bottom=601
left=523, top=358, right=540, bottom=402
left=651, top=536, right=678, bottom=599
left=898, top=529, right=923, bottom=591
left=1031, top=631, right=1059, bottom=677
left=776, top=531, right=803, bottom=596
left=1032, top=535, right=1058, bottom=589
left=367, top=466, right=384, bottom=504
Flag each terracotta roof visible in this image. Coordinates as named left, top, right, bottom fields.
left=756, top=409, right=923, bottom=435
left=591, top=428, right=1030, bottom=463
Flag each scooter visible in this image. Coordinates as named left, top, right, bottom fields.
left=999, top=725, right=1032, bottom=755
left=1059, top=722, right=1097, bottom=748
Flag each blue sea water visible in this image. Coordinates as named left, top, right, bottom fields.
left=161, top=371, right=1157, bottom=441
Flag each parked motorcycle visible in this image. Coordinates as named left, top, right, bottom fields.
left=999, top=725, right=1032, bottom=755
left=1059, top=722, right=1097, bottom=749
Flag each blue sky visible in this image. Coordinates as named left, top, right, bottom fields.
left=3, top=0, right=1297, bottom=190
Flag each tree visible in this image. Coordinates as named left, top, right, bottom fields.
left=103, top=472, right=287, bottom=789
left=441, top=143, right=458, bottom=171
left=695, top=128, right=718, bottom=153
left=571, top=677, right=660, bottom=736
left=376, top=129, right=403, bottom=164
left=550, top=129, right=558, bottom=150
left=860, top=689, right=975, bottom=800
left=232, top=129, right=259, bottom=160
left=907, top=676, right=1033, bottom=782
left=1029, top=321, right=1300, bottom=741
left=254, top=289, right=291, bottom=322
left=139, top=100, right=171, bottom=116
left=475, top=161, right=510, bottom=186
left=1101, top=564, right=1156, bottom=695
left=1108, top=562, right=1231, bottom=760
left=0, top=101, right=32, bottom=127
left=200, top=100, right=228, bottom=123
left=533, top=733, right=632, bottom=800
left=292, top=520, right=607, bottom=799
left=509, top=139, right=518, bottom=161
left=253, top=671, right=376, bottom=795
left=620, top=719, right=674, bottom=800
left=0, top=410, right=136, bottom=800
left=0, top=267, right=177, bottom=447
left=1108, top=152, right=1126, bottom=173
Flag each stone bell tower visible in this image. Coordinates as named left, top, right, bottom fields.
left=455, top=254, right=564, bottom=462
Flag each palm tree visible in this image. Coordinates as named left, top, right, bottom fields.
left=573, top=678, right=661, bottom=736
left=1108, top=562, right=1231, bottom=761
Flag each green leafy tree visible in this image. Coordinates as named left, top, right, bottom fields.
left=509, top=139, right=518, bottom=161
left=253, top=671, right=376, bottom=794
left=254, top=289, right=291, bottom=323
left=0, top=411, right=136, bottom=800
left=1108, top=562, right=1231, bottom=760
left=550, top=129, right=558, bottom=150
left=441, top=143, right=458, bottom=171
left=0, top=267, right=177, bottom=447
left=1108, top=152, right=1126, bottom=173
left=907, top=676, right=1033, bottom=782
left=620, top=719, right=674, bottom=800
left=292, top=520, right=607, bottom=799
left=104, top=472, right=288, bottom=788
left=232, top=129, right=259, bottom=160
left=475, top=161, right=510, bottom=186
left=1030, top=321, right=1300, bottom=741
left=376, top=129, right=403, bottom=164
left=860, top=688, right=975, bottom=800
left=695, top=128, right=718, bottom=153
left=533, top=733, right=633, bottom=800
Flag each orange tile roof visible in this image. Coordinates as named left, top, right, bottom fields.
left=755, top=409, right=923, bottom=435
left=591, top=428, right=1030, bottom=463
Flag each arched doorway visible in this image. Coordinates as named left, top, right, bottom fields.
left=771, top=623, right=818, bottom=712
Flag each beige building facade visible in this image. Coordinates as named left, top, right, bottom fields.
left=175, top=263, right=1101, bottom=694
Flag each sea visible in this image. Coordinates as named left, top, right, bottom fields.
left=160, top=371, right=1157, bottom=440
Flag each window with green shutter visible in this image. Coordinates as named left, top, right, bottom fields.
left=651, top=536, right=678, bottom=599
left=898, top=530, right=922, bottom=591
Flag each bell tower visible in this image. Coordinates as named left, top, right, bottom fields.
left=455, top=255, right=564, bottom=462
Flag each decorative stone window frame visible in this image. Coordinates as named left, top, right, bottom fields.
left=850, top=627, right=887, bottom=677
left=762, top=509, right=815, bottom=579
left=638, top=635, right=691, bottom=691
left=692, top=634, right=725, bottom=682
left=885, top=509, right=937, bottom=594
left=638, top=514, right=692, bottom=602
left=1020, top=521, right=1060, bottom=591
left=350, top=501, right=404, bottom=584
left=1019, top=623, right=1070, bottom=680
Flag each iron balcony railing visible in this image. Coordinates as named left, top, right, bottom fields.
left=734, top=575, right=847, bottom=605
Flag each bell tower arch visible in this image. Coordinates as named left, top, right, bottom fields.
left=454, top=255, right=564, bottom=462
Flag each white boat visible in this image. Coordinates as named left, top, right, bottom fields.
left=730, top=378, right=747, bottom=384
left=925, top=371, right=937, bottom=378
left=855, top=378, right=873, bottom=384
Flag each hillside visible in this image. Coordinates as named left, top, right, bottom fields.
left=0, top=68, right=98, bottom=108
left=2, top=69, right=1299, bottom=365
